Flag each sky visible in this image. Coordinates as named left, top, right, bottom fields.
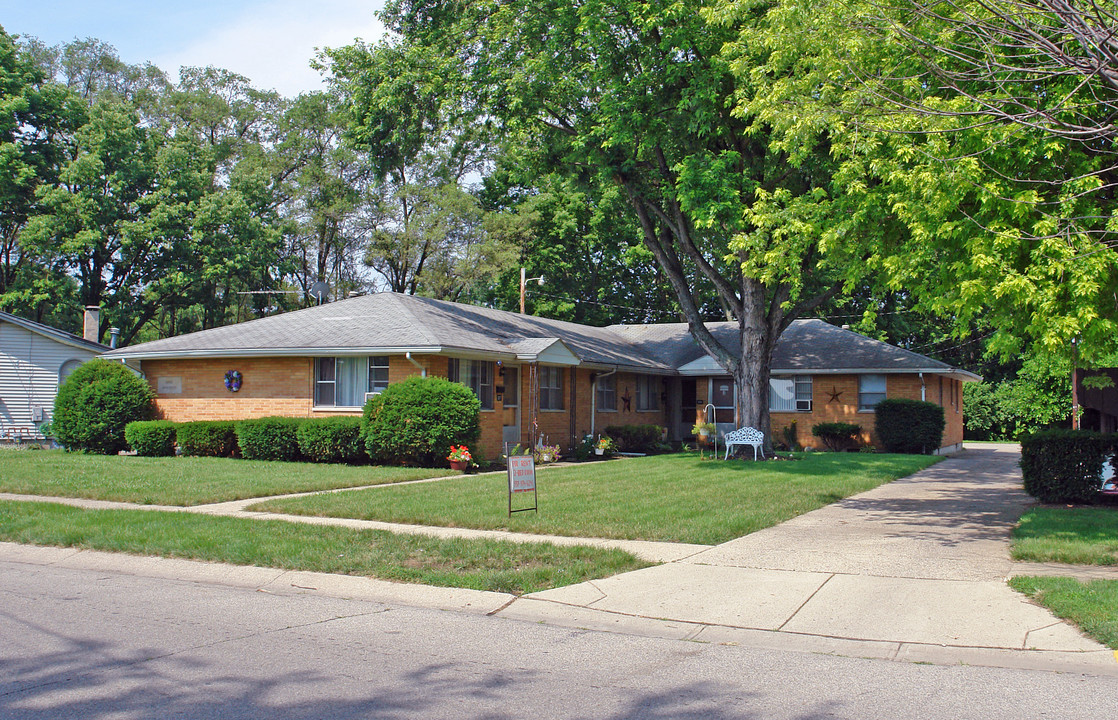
left=2, top=0, right=386, bottom=97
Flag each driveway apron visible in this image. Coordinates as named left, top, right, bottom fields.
left=524, top=444, right=1113, bottom=664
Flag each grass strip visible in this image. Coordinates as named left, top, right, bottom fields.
left=251, top=452, right=939, bottom=545
left=0, top=500, right=649, bottom=594
left=1009, top=576, right=1118, bottom=650
left=1012, top=507, right=1118, bottom=565
left=0, top=449, right=454, bottom=506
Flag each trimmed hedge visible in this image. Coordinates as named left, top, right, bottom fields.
left=1020, top=429, right=1112, bottom=503
left=296, top=417, right=366, bottom=464
left=363, top=376, right=480, bottom=467
left=53, top=359, right=154, bottom=454
left=235, top=417, right=303, bottom=461
left=176, top=421, right=238, bottom=457
left=124, top=420, right=177, bottom=457
left=874, top=399, right=945, bottom=454
left=811, top=422, right=861, bottom=452
left=603, top=424, right=663, bottom=453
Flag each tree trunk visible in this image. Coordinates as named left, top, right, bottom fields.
left=734, top=278, right=779, bottom=452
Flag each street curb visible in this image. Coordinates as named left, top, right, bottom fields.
left=3, top=541, right=1116, bottom=677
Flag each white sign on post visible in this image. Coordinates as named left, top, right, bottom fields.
left=506, top=453, right=538, bottom=515
left=508, top=455, right=536, bottom=493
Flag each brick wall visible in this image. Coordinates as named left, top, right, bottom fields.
left=143, top=357, right=316, bottom=421
left=142, top=355, right=965, bottom=456
left=584, top=370, right=669, bottom=440
left=769, top=373, right=965, bottom=450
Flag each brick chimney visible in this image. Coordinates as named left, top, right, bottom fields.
left=83, top=306, right=100, bottom=343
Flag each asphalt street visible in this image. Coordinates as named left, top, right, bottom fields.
left=2, top=559, right=1116, bottom=720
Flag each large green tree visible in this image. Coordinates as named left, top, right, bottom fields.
left=23, top=101, right=279, bottom=344
left=0, top=26, right=86, bottom=326
left=335, top=0, right=899, bottom=440
left=732, top=0, right=1118, bottom=364
left=326, top=38, right=517, bottom=300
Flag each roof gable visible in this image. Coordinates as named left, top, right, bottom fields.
left=0, top=311, right=108, bottom=354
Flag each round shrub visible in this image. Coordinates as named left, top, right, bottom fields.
left=874, top=398, right=946, bottom=454
left=53, top=359, right=155, bottom=454
left=235, top=417, right=303, bottom=461
left=124, top=420, right=177, bottom=457
left=177, top=420, right=238, bottom=457
left=296, top=417, right=366, bottom=464
left=811, top=422, right=862, bottom=452
left=1020, top=429, right=1111, bottom=503
left=363, top=376, right=480, bottom=466
left=603, top=424, right=664, bottom=453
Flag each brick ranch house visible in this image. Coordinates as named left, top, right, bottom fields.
left=101, top=292, right=979, bottom=459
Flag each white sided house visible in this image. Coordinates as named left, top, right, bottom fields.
left=0, top=308, right=109, bottom=442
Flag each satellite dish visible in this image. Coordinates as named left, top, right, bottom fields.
left=309, top=281, right=330, bottom=304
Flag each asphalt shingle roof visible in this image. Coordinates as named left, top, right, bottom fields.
left=103, top=293, right=670, bottom=371
left=608, top=319, right=959, bottom=373
left=103, top=292, right=969, bottom=376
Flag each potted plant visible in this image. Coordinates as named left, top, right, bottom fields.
left=595, top=436, right=615, bottom=456
left=447, top=444, right=473, bottom=471
left=534, top=444, right=561, bottom=464
left=691, top=422, right=717, bottom=441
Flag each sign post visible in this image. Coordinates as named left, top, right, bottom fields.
left=506, top=448, right=538, bottom=516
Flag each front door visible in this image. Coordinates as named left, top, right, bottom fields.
left=679, top=378, right=697, bottom=439
left=501, top=366, right=520, bottom=450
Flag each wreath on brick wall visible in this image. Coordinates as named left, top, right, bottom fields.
left=224, top=370, right=243, bottom=392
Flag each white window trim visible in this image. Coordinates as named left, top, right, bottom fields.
left=540, top=366, right=564, bottom=411
left=858, top=373, right=887, bottom=412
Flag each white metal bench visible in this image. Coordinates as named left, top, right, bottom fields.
left=723, top=427, right=765, bottom=461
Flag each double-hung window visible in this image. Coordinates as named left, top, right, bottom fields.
left=369, top=356, right=389, bottom=394
left=596, top=373, right=617, bottom=411
left=539, top=366, right=564, bottom=410
left=859, top=374, right=887, bottom=411
left=448, top=358, right=494, bottom=410
left=315, top=356, right=391, bottom=407
left=635, top=374, right=660, bottom=412
left=770, top=375, right=812, bottom=412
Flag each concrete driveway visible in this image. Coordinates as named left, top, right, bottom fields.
left=517, top=444, right=1118, bottom=673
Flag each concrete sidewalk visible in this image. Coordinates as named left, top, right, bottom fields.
left=2, top=443, right=1117, bottom=675
left=513, top=444, right=1118, bottom=674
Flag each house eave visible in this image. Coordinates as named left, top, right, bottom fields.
left=103, top=346, right=447, bottom=361
left=678, top=365, right=981, bottom=381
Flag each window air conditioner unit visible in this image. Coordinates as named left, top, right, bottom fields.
left=796, top=399, right=812, bottom=412
left=364, top=391, right=381, bottom=403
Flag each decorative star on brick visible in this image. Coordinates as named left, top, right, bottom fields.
left=827, top=386, right=844, bottom=403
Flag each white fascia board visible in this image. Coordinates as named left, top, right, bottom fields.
left=581, top=362, right=673, bottom=372
left=679, top=362, right=981, bottom=382
left=769, top=367, right=982, bottom=381
left=527, top=339, right=581, bottom=366
left=103, top=346, right=446, bottom=361
left=677, top=356, right=730, bottom=375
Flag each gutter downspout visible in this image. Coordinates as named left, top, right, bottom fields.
left=919, top=372, right=926, bottom=402
left=405, top=352, right=427, bottom=377
left=590, top=367, right=618, bottom=437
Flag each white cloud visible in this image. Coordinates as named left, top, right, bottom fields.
left=155, top=0, right=386, bottom=97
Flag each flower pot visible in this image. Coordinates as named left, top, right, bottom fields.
left=594, top=448, right=604, bottom=456
left=449, top=460, right=468, bottom=471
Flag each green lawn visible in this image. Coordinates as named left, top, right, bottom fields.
left=0, top=449, right=455, bottom=506
left=1012, top=507, right=1118, bottom=565
left=0, top=500, right=649, bottom=594
left=249, top=452, right=940, bottom=545
left=1009, top=576, right=1118, bottom=650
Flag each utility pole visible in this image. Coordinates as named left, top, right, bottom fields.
left=519, top=267, right=544, bottom=314
left=1071, top=336, right=1080, bottom=430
